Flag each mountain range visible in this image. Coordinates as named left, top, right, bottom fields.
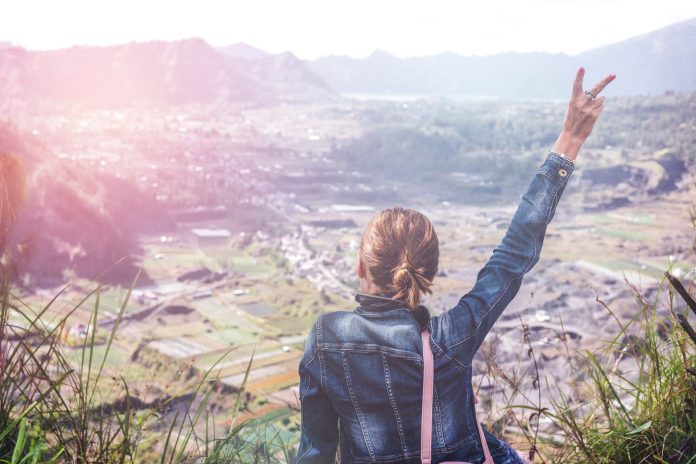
left=0, top=18, right=694, bottom=109
left=0, top=38, right=333, bottom=110
left=309, top=18, right=696, bottom=98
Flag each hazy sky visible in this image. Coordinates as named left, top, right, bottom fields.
left=3, top=0, right=696, bottom=59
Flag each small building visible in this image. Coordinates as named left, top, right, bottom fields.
left=191, top=228, right=232, bottom=245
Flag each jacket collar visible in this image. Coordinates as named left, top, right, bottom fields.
left=354, top=292, right=405, bottom=314
left=354, top=292, right=431, bottom=330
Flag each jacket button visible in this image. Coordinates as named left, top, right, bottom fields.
left=559, top=168, right=568, bottom=177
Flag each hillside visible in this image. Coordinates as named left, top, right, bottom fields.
left=0, top=38, right=333, bottom=110
left=0, top=125, right=168, bottom=287
left=309, top=18, right=696, bottom=97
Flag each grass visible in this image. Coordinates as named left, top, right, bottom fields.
left=544, top=276, right=696, bottom=463
left=1, top=151, right=693, bottom=463
left=7, top=249, right=692, bottom=463
left=596, top=228, right=651, bottom=241
left=0, top=268, right=296, bottom=463
left=3, top=233, right=695, bottom=464
left=483, top=272, right=696, bottom=463
left=207, top=327, right=259, bottom=346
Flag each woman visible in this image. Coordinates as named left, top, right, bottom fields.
left=296, top=68, right=616, bottom=464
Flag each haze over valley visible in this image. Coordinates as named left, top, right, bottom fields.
left=0, top=16, right=695, bottom=458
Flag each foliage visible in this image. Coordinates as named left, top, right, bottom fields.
left=489, top=206, right=696, bottom=463
left=0, top=268, right=293, bottom=463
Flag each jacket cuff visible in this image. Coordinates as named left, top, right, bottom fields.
left=539, top=152, right=575, bottom=184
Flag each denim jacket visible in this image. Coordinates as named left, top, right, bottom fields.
left=296, top=153, right=575, bottom=463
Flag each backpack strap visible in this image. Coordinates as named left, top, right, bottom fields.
left=421, top=329, right=494, bottom=464
left=421, top=329, right=435, bottom=464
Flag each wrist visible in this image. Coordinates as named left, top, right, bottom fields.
left=553, top=132, right=583, bottom=159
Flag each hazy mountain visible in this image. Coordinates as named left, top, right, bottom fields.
left=309, top=18, right=696, bottom=98
left=575, top=18, right=696, bottom=95
left=0, top=125, right=166, bottom=287
left=311, top=50, right=575, bottom=98
left=0, top=38, right=332, bottom=109
left=218, top=42, right=270, bottom=60
left=228, top=51, right=333, bottom=101
left=2, top=18, right=693, bottom=108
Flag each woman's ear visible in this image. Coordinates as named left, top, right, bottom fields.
left=357, top=259, right=366, bottom=279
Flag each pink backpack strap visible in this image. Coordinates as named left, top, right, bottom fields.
left=421, top=329, right=434, bottom=464
left=421, top=330, right=494, bottom=464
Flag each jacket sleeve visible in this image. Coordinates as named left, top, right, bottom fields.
left=430, top=152, right=575, bottom=363
left=295, top=319, right=339, bottom=464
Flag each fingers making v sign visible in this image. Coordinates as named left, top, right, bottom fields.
left=554, top=67, right=617, bottom=160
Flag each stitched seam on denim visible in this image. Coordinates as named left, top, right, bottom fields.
left=351, top=434, right=478, bottom=463
left=296, top=433, right=313, bottom=462
left=428, top=328, right=445, bottom=357
left=540, top=167, right=572, bottom=190
left=432, top=434, right=478, bottom=454
left=302, top=346, right=317, bottom=369
left=342, top=352, right=375, bottom=460
left=302, top=331, right=318, bottom=371
left=297, top=372, right=314, bottom=462
left=318, top=350, right=327, bottom=391
left=381, top=353, right=408, bottom=458
left=352, top=449, right=422, bottom=463
left=545, top=184, right=562, bottom=224
left=540, top=168, right=564, bottom=222
left=315, top=319, right=328, bottom=390
left=442, top=349, right=472, bottom=369
left=353, top=453, right=419, bottom=463
left=432, top=382, right=446, bottom=448
left=319, top=343, right=422, bottom=361
left=316, top=317, right=323, bottom=343
left=346, top=406, right=477, bottom=460
left=355, top=308, right=412, bottom=317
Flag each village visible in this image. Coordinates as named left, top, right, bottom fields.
left=15, top=98, right=696, bottom=451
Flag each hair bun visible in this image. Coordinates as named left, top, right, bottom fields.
left=359, top=206, right=439, bottom=310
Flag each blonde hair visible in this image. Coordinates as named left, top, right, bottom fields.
left=359, top=206, right=439, bottom=310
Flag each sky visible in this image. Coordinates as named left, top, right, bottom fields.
left=2, top=0, right=696, bottom=59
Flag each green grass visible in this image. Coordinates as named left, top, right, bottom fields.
left=193, top=297, right=235, bottom=322
left=3, top=249, right=693, bottom=464
left=64, top=343, right=132, bottom=367
left=207, top=327, right=259, bottom=346
left=0, top=268, right=297, bottom=464
left=479, top=205, right=696, bottom=463
left=596, top=228, right=651, bottom=241
left=550, top=289, right=696, bottom=463
left=226, top=255, right=275, bottom=275
left=141, top=245, right=213, bottom=279
left=1, top=172, right=692, bottom=464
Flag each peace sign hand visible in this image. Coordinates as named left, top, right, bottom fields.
left=553, top=67, right=616, bottom=160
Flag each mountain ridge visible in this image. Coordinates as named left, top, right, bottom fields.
left=0, top=38, right=333, bottom=110
left=0, top=18, right=694, bottom=109
left=308, top=18, right=696, bottom=97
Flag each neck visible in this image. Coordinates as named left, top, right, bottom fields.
left=360, top=277, right=386, bottom=295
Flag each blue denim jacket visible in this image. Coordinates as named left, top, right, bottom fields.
left=296, top=153, right=575, bottom=463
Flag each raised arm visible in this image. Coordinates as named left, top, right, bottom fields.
left=430, top=68, right=616, bottom=362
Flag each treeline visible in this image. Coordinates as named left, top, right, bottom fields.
left=335, top=91, right=696, bottom=183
